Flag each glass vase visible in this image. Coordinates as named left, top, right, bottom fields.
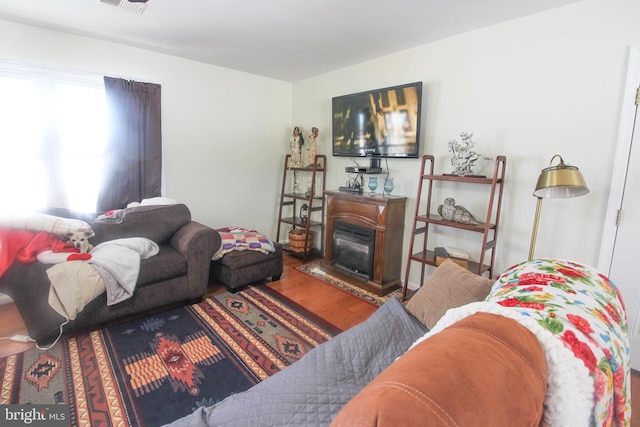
left=368, top=177, right=378, bottom=195
left=384, top=178, right=394, bottom=195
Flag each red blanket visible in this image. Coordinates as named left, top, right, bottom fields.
left=0, top=228, right=77, bottom=279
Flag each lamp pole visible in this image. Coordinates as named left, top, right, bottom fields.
left=528, top=197, right=543, bottom=260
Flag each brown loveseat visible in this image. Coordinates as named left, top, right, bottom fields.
left=0, top=204, right=220, bottom=346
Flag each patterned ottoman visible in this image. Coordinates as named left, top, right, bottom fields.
left=210, top=242, right=283, bottom=292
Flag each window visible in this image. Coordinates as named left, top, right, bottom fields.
left=0, top=62, right=106, bottom=213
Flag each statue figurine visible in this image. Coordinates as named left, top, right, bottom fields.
left=437, top=197, right=479, bottom=225
left=448, top=132, right=480, bottom=176
left=290, top=126, right=304, bottom=167
left=307, top=127, right=318, bottom=166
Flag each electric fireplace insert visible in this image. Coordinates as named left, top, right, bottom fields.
left=331, top=221, right=376, bottom=281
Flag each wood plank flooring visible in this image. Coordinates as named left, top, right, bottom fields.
left=0, top=254, right=637, bottom=426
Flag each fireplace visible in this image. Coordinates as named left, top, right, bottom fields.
left=332, top=221, right=376, bottom=281
left=324, top=191, right=406, bottom=295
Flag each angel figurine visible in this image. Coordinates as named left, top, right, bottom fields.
left=437, top=197, right=479, bottom=225
left=307, top=127, right=318, bottom=166
left=290, top=126, right=304, bottom=167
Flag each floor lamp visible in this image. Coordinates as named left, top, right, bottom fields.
left=529, top=155, right=589, bottom=260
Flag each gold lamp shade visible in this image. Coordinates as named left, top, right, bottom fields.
left=529, top=155, right=589, bottom=260
left=534, top=155, right=589, bottom=198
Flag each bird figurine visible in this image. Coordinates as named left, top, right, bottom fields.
left=437, top=197, right=479, bottom=225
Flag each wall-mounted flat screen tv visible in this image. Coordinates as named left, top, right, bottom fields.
left=332, top=81, right=423, bottom=161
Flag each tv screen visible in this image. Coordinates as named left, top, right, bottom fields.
left=332, top=81, right=423, bottom=159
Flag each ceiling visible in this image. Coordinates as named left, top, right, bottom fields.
left=0, top=0, right=581, bottom=82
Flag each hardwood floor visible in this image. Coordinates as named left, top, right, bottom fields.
left=0, top=299, right=35, bottom=358
left=266, top=254, right=377, bottom=331
left=0, top=254, right=637, bottom=425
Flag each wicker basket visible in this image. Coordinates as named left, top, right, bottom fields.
left=288, top=229, right=314, bottom=253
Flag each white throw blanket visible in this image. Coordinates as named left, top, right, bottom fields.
left=88, top=237, right=159, bottom=306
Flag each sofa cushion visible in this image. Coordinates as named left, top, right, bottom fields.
left=137, top=244, right=187, bottom=286
left=92, top=204, right=191, bottom=244
left=405, top=259, right=494, bottom=329
left=331, top=312, right=547, bottom=427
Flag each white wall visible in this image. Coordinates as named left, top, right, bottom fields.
left=293, top=0, right=640, bottom=287
left=0, top=19, right=292, bottom=236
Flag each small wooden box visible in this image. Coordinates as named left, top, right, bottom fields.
left=434, top=247, right=469, bottom=269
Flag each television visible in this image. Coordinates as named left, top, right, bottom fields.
left=332, top=81, right=423, bottom=169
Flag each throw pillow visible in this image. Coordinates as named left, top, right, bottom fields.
left=91, top=204, right=191, bottom=244
left=405, top=259, right=494, bottom=329
left=0, top=212, right=94, bottom=239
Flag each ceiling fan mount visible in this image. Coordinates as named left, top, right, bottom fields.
left=99, top=0, right=148, bottom=13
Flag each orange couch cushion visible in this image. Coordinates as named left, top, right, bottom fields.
left=331, top=312, right=547, bottom=427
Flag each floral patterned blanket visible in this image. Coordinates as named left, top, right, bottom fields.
left=421, top=259, right=630, bottom=426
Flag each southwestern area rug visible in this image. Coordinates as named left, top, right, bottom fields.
left=0, top=285, right=340, bottom=426
left=296, top=261, right=405, bottom=306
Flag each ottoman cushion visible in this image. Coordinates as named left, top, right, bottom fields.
left=219, top=248, right=279, bottom=269
left=211, top=242, right=283, bottom=291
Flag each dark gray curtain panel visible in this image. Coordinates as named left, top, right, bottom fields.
left=97, top=76, right=162, bottom=212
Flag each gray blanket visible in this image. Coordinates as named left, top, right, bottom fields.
left=165, top=296, right=428, bottom=427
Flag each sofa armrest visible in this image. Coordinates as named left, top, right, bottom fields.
left=171, top=221, right=221, bottom=298
left=331, top=312, right=547, bottom=427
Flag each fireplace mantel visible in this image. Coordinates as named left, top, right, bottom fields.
left=324, top=190, right=406, bottom=295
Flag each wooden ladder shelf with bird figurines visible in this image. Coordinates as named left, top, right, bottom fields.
left=402, top=155, right=506, bottom=300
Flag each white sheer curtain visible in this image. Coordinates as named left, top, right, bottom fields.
left=0, top=61, right=106, bottom=213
